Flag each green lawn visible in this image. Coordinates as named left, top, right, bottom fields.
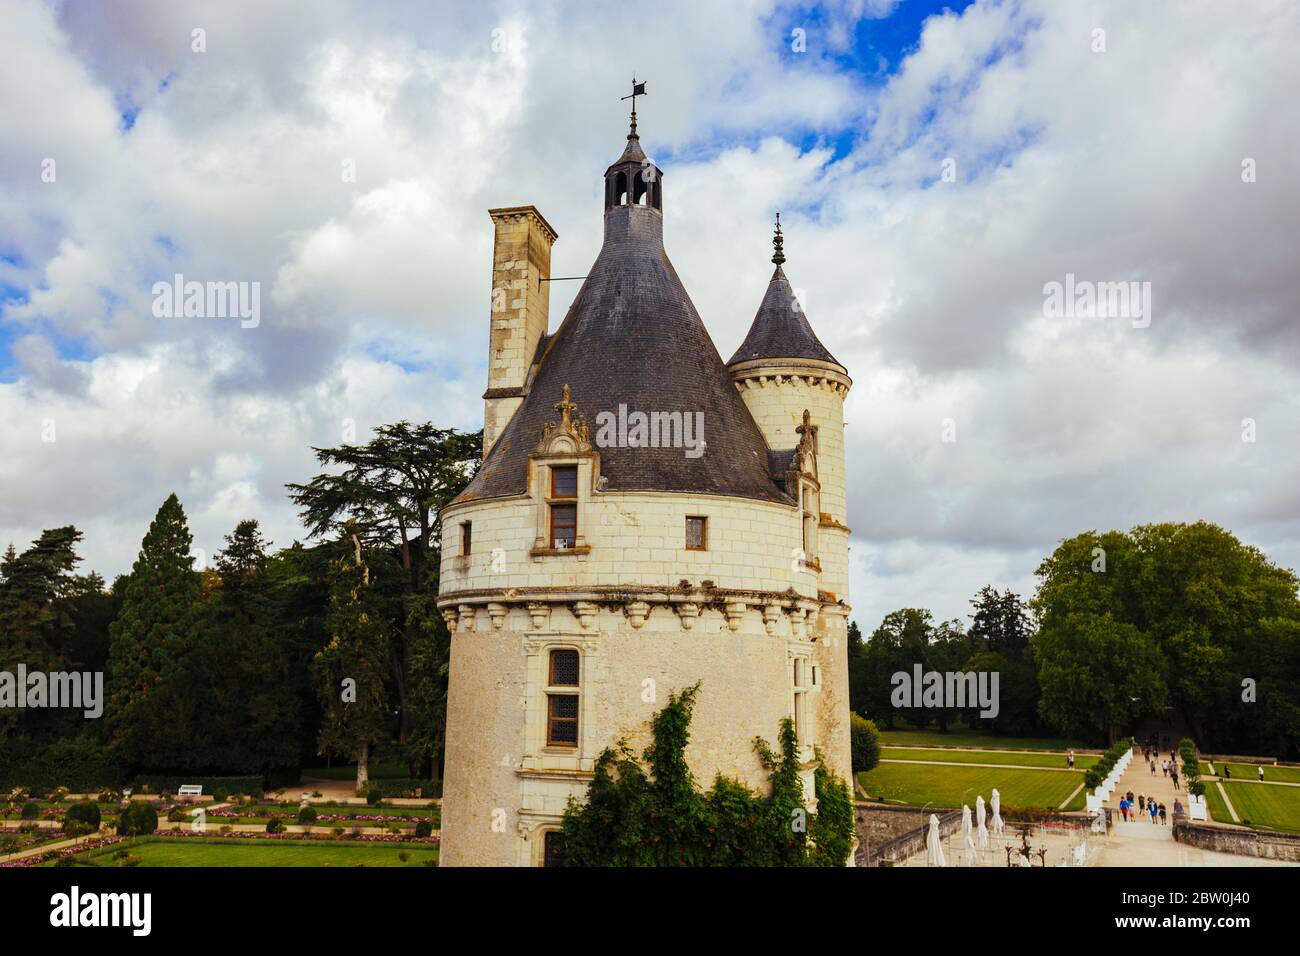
left=1203, top=782, right=1233, bottom=824
left=1219, top=782, right=1300, bottom=834
left=67, top=837, right=439, bottom=867
left=857, top=762, right=1086, bottom=811
left=881, top=746, right=1098, bottom=770
left=877, top=729, right=1089, bottom=752
left=1212, top=764, right=1300, bottom=785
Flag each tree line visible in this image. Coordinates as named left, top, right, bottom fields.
left=0, top=422, right=480, bottom=791
left=848, top=521, right=1300, bottom=757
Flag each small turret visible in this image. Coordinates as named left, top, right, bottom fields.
left=728, top=216, right=853, bottom=601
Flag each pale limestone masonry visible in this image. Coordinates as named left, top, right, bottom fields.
left=438, top=136, right=853, bottom=867
left=483, top=206, right=556, bottom=456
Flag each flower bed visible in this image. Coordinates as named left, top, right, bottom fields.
left=6, top=827, right=441, bottom=868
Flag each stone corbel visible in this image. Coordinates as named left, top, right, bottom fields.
left=487, top=602, right=508, bottom=630
left=625, top=600, right=651, bottom=629
left=763, top=603, right=782, bottom=636
left=526, top=602, right=551, bottom=630
left=723, top=601, right=746, bottom=632
left=789, top=606, right=808, bottom=639
left=441, top=607, right=459, bottom=633
left=675, top=602, right=700, bottom=630
left=457, top=605, right=476, bottom=633
left=572, top=601, right=599, bottom=629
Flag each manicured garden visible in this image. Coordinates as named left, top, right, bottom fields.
left=857, top=762, right=1086, bottom=812
left=877, top=729, right=1089, bottom=751
left=61, top=836, right=440, bottom=867
left=881, top=746, right=1098, bottom=770
left=1216, top=781, right=1300, bottom=834
left=1208, top=763, right=1300, bottom=785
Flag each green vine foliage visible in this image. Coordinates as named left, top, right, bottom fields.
left=557, top=683, right=854, bottom=866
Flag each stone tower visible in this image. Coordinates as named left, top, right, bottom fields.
left=436, top=111, right=853, bottom=866
left=727, top=214, right=853, bottom=608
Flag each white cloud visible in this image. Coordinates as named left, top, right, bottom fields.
left=1, top=0, right=1298, bottom=637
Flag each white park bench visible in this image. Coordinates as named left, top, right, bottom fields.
left=177, top=785, right=204, bottom=801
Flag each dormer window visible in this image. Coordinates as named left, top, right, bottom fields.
left=550, top=465, right=578, bottom=549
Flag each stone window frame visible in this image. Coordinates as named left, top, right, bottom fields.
left=522, top=632, right=600, bottom=773
left=528, top=454, right=596, bottom=557
left=545, top=648, right=581, bottom=747
left=787, top=639, right=816, bottom=760
left=799, top=478, right=821, bottom=573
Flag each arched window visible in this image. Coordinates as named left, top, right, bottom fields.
left=615, top=171, right=628, bottom=205
left=633, top=170, right=648, bottom=206
left=651, top=179, right=662, bottom=210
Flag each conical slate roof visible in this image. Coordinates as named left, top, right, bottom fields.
left=455, top=205, right=791, bottom=505
left=727, top=264, right=844, bottom=369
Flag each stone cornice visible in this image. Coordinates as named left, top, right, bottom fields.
left=729, top=359, right=852, bottom=396
left=438, top=585, right=847, bottom=637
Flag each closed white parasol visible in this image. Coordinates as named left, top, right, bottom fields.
left=926, top=813, right=946, bottom=867
left=991, top=788, right=1006, bottom=835
left=961, top=805, right=977, bottom=866
left=976, top=794, right=989, bottom=849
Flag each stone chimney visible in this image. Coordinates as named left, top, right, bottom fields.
left=483, top=206, right=558, bottom=456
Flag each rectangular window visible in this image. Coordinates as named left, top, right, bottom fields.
left=545, top=648, right=580, bottom=748
left=685, top=515, right=707, bottom=551
left=551, top=465, right=578, bottom=498
left=550, top=503, right=577, bottom=549
left=549, top=648, right=580, bottom=686
left=792, top=658, right=806, bottom=743
left=547, top=694, right=579, bottom=746
left=460, top=521, right=472, bottom=555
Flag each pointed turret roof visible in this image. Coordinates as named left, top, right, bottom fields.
left=727, top=215, right=844, bottom=370
left=455, top=118, right=790, bottom=506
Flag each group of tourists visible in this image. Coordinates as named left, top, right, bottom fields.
left=1143, top=746, right=1182, bottom=789
left=1119, top=790, right=1168, bottom=824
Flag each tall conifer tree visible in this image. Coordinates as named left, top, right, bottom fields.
left=107, top=493, right=200, bottom=768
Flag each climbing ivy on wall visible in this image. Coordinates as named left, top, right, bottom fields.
left=556, top=683, right=854, bottom=866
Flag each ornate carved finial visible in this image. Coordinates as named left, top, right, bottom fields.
left=793, top=409, right=818, bottom=479
left=537, top=383, right=592, bottom=453
left=772, top=211, right=786, bottom=265
left=554, top=383, right=577, bottom=429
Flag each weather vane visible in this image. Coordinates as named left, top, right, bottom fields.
left=621, top=76, right=647, bottom=136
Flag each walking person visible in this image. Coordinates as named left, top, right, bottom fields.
left=1159, top=803, right=1167, bottom=825
left=1120, top=797, right=1129, bottom=822
left=1150, top=759, right=1156, bottom=776
left=1224, top=765, right=1231, bottom=779
left=1149, top=800, right=1157, bottom=823
left=1068, top=750, right=1075, bottom=769
left=1162, top=759, right=1169, bottom=776
left=1138, top=794, right=1145, bottom=812
left=1259, top=765, right=1266, bottom=782
left=1171, top=768, right=1179, bottom=790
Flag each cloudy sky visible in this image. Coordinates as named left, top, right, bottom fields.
left=2, top=0, right=1297, bottom=631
